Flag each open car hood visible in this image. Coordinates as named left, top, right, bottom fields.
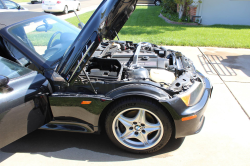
left=56, top=0, right=137, bottom=84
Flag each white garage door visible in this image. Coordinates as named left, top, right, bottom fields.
left=198, top=0, right=250, bottom=25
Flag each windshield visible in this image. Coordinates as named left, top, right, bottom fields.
left=8, top=15, right=80, bottom=66
left=3, top=0, right=18, bottom=9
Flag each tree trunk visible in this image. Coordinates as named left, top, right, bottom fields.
left=179, top=4, right=185, bottom=19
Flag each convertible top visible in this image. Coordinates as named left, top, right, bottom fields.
left=0, top=12, right=49, bottom=30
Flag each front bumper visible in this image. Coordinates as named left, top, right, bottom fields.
left=161, top=72, right=213, bottom=138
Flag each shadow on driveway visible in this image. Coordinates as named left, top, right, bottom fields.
left=220, top=55, right=250, bottom=77
left=202, top=48, right=250, bottom=77
left=0, top=129, right=185, bottom=162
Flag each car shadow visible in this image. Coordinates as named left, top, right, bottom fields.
left=0, top=129, right=185, bottom=162
left=201, top=48, right=250, bottom=77
left=220, top=55, right=250, bottom=77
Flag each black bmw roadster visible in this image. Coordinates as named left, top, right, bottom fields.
left=0, top=0, right=212, bottom=153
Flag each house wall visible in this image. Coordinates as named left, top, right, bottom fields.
left=197, top=0, right=250, bottom=25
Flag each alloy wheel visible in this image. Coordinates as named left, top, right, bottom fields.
left=112, top=108, right=164, bottom=150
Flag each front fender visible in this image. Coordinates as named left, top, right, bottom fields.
left=106, top=84, right=170, bottom=100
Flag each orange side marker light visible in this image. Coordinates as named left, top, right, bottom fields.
left=81, top=101, right=92, bottom=105
left=182, top=115, right=197, bottom=121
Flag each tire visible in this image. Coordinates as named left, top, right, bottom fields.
left=105, top=97, right=172, bottom=153
left=77, top=4, right=81, bottom=11
left=63, top=6, right=68, bottom=14
left=155, top=0, right=161, bottom=6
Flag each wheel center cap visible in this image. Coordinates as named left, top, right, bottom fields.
left=135, top=125, right=141, bottom=131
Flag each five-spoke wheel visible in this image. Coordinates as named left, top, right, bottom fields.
left=113, top=108, right=163, bottom=150
left=105, top=97, right=172, bottom=153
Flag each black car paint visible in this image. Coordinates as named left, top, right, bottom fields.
left=161, top=72, right=212, bottom=138
left=0, top=0, right=212, bottom=149
left=0, top=59, right=52, bottom=148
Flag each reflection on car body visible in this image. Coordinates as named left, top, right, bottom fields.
left=0, top=0, right=212, bottom=153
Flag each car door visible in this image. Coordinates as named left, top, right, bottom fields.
left=65, top=0, right=73, bottom=11
left=0, top=57, right=52, bottom=149
left=72, top=0, right=78, bottom=10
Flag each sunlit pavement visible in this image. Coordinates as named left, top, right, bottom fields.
left=0, top=46, right=249, bottom=165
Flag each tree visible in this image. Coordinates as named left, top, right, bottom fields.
left=174, top=0, right=193, bottom=19
left=174, top=0, right=201, bottom=19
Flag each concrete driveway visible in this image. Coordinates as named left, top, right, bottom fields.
left=0, top=46, right=249, bottom=166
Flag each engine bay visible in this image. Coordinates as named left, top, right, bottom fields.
left=80, top=41, right=201, bottom=94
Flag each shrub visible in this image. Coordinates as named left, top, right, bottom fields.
left=161, top=0, right=177, bottom=14
left=162, top=12, right=179, bottom=22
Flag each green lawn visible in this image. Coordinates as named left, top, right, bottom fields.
left=67, top=6, right=250, bottom=48
left=13, top=0, right=30, bottom=3
left=66, top=11, right=94, bottom=27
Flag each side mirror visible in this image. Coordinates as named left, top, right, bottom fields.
left=78, top=22, right=85, bottom=29
left=17, top=5, right=21, bottom=10
left=0, top=75, right=9, bottom=87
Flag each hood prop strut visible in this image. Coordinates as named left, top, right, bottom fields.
left=82, top=69, right=97, bottom=94
left=115, top=31, right=120, bottom=40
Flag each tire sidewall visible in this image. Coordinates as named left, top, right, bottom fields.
left=155, top=1, right=161, bottom=6
left=63, top=6, right=68, bottom=14
left=105, top=98, right=172, bottom=153
left=77, top=4, right=81, bottom=11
